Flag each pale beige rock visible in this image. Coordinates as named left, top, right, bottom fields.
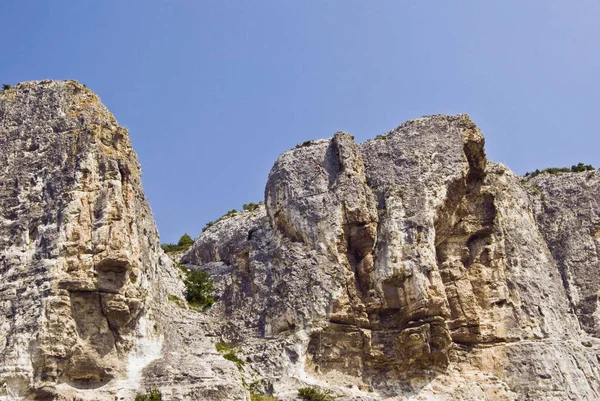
left=2, top=81, right=600, bottom=400
left=0, top=81, right=245, bottom=400
left=185, top=115, right=600, bottom=400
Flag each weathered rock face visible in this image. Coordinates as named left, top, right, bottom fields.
left=185, top=116, right=600, bottom=400
left=0, top=81, right=246, bottom=401
left=0, top=80, right=161, bottom=398
left=2, top=81, right=600, bottom=400
left=527, top=171, right=600, bottom=337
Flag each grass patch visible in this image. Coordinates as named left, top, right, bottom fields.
left=167, top=294, right=183, bottom=303
left=250, top=393, right=277, bottom=401
left=374, top=134, right=387, bottom=141
left=298, top=387, right=337, bottom=401
left=223, top=352, right=245, bottom=368
left=134, top=389, right=162, bottom=401
left=215, top=342, right=235, bottom=353
left=215, top=342, right=245, bottom=370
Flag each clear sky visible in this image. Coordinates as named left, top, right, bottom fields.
left=1, top=1, right=599, bottom=243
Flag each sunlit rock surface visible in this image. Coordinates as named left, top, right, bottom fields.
left=1, top=81, right=599, bottom=400
left=184, top=116, right=600, bottom=400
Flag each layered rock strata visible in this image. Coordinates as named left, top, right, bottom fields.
left=184, top=116, right=600, bottom=400
left=0, top=81, right=244, bottom=401
left=1, top=81, right=599, bottom=400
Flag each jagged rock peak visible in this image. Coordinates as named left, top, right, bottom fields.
left=184, top=113, right=600, bottom=400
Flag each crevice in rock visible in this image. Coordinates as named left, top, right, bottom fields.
left=434, top=135, right=498, bottom=344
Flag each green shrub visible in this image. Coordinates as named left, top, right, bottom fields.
left=243, top=202, right=261, bottom=212
left=134, top=388, right=162, bottom=401
left=184, top=269, right=215, bottom=308
left=525, top=163, right=596, bottom=178
left=298, top=387, right=337, bottom=401
left=160, top=233, right=195, bottom=253
left=2, top=83, right=11, bottom=90
left=178, top=233, right=194, bottom=247
left=571, top=162, right=595, bottom=172
left=202, top=221, right=214, bottom=233
left=375, top=134, right=387, bottom=141
left=215, top=342, right=245, bottom=369
left=202, top=209, right=238, bottom=233
left=296, top=140, right=313, bottom=148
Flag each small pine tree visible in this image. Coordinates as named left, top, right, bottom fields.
left=177, top=233, right=194, bottom=247
left=184, top=270, right=215, bottom=307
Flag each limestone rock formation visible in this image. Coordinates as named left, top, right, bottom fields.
left=0, top=81, right=244, bottom=400
left=1, top=80, right=599, bottom=400
left=527, top=171, right=600, bottom=337
left=184, top=117, right=600, bottom=400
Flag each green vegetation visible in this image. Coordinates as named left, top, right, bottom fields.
left=134, top=389, right=162, bottom=401
left=184, top=269, right=215, bottom=308
left=202, top=209, right=238, bottom=233
left=571, top=162, right=595, bottom=172
left=167, top=294, right=183, bottom=303
left=178, top=233, right=194, bottom=247
left=243, top=202, right=261, bottom=212
left=298, top=387, right=337, bottom=401
left=215, top=342, right=245, bottom=369
left=296, top=140, right=314, bottom=148
left=250, top=393, right=277, bottom=401
left=201, top=202, right=263, bottom=234
left=215, top=342, right=235, bottom=353
left=525, top=163, right=595, bottom=178
left=160, top=233, right=195, bottom=253
left=374, top=134, right=388, bottom=141
left=169, top=267, right=215, bottom=309
left=223, top=352, right=245, bottom=368
left=2, top=83, right=11, bottom=91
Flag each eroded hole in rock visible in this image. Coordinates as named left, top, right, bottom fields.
left=65, top=292, right=116, bottom=384
left=96, top=259, right=128, bottom=293
left=434, top=145, right=498, bottom=344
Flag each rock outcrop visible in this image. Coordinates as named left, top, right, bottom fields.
left=0, top=81, right=244, bottom=401
left=184, top=116, right=600, bottom=400
left=1, top=81, right=599, bottom=400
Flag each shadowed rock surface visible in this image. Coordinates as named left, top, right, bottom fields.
left=1, top=81, right=599, bottom=400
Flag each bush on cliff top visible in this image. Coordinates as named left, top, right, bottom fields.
left=160, top=233, right=194, bottom=253
left=201, top=202, right=262, bottom=233
left=525, top=163, right=595, bottom=178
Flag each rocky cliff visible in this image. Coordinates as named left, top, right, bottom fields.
left=1, top=81, right=599, bottom=400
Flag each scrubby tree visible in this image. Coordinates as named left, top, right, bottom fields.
left=184, top=270, right=215, bottom=307
left=177, top=233, right=194, bottom=247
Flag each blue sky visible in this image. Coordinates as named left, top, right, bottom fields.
left=2, top=1, right=599, bottom=243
